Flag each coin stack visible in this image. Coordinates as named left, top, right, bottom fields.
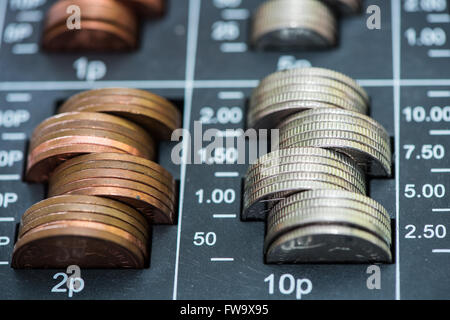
left=59, top=88, right=181, bottom=140
left=14, top=87, right=180, bottom=268
left=264, top=190, right=392, bottom=264
left=251, top=0, right=362, bottom=50
left=244, top=67, right=393, bottom=263
left=48, top=153, right=177, bottom=224
left=26, top=112, right=156, bottom=182
left=277, top=108, right=392, bottom=176
left=12, top=195, right=149, bottom=268
left=42, top=0, right=166, bottom=52
left=248, top=67, right=369, bottom=129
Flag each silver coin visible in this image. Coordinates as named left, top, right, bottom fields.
left=266, top=224, right=392, bottom=264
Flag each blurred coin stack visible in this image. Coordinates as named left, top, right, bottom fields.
left=244, top=67, right=393, bottom=263
left=251, top=0, right=362, bottom=50
left=12, top=88, right=181, bottom=269
left=42, top=0, right=166, bottom=52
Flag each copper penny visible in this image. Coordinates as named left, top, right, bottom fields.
left=50, top=165, right=176, bottom=203
left=44, top=0, right=137, bottom=35
left=42, top=20, right=136, bottom=52
left=18, top=212, right=148, bottom=252
left=22, top=195, right=148, bottom=229
left=26, top=130, right=150, bottom=182
left=48, top=168, right=175, bottom=210
left=30, top=113, right=155, bottom=159
left=60, top=88, right=180, bottom=125
left=12, top=221, right=145, bottom=269
left=51, top=184, right=175, bottom=224
left=21, top=203, right=149, bottom=242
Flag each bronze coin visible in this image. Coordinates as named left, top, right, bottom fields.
left=42, top=20, right=136, bottom=52
left=59, top=103, right=179, bottom=140
left=18, top=211, right=148, bottom=252
left=50, top=152, right=175, bottom=187
left=21, top=203, right=149, bottom=242
left=60, top=89, right=180, bottom=125
left=26, top=130, right=150, bottom=182
left=59, top=89, right=181, bottom=140
left=22, top=195, right=148, bottom=229
left=44, top=0, right=138, bottom=35
left=48, top=168, right=175, bottom=210
left=50, top=184, right=175, bottom=224
left=32, top=112, right=153, bottom=148
left=12, top=221, right=145, bottom=269
left=50, top=159, right=176, bottom=195
left=60, top=95, right=180, bottom=129
left=49, top=176, right=174, bottom=213
left=30, top=113, right=155, bottom=157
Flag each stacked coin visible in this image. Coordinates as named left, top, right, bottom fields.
left=12, top=195, right=149, bottom=268
left=26, top=112, right=156, bottom=182
left=278, top=108, right=392, bottom=176
left=248, top=67, right=370, bottom=129
left=42, top=0, right=138, bottom=52
left=244, top=67, right=393, bottom=263
left=265, top=190, right=392, bottom=263
left=48, top=153, right=177, bottom=224
left=242, top=147, right=366, bottom=220
left=59, top=88, right=181, bottom=140
left=251, top=0, right=338, bottom=50
left=19, top=88, right=179, bottom=268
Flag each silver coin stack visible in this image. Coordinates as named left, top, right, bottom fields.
left=243, top=67, right=393, bottom=264
left=251, top=0, right=362, bottom=50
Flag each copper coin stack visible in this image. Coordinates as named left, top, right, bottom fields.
left=251, top=0, right=362, bottom=50
left=12, top=195, right=149, bottom=268
left=42, top=0, right=166, bottom=52
left=244, top=67, right=393, bottom=263
left=14, top=87, right=180, bottom=269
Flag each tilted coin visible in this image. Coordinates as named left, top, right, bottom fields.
left=42, top=0, right=137, bottom=52
left=18, top=211, right=149, bottom=250
left=48, top=168, right=175, bottom=210
left=265, top=224, right=392, bottom=264
left=22, top=195, right=149, bottom=229
left=243, top=171, right=362, bottom=221
left=266, top=189, right=391, bottom=231
left=30, top=112, right=155, bottom=158
left=26, top=128, right=152, bottom=182
left=265, top=190, right=392, bottom=251
left=49, top=152, right=176, bottom=191
left=251, top=76, right=368, bottom=111
left=21, top=202, right=149, bottom=241
left=12, top=221, right=146, bottom=269
left=59, top=88, right=181, bottom=140
left=43, top=18, right=137, bottom=52
left=252, top=0, right=337, bottom=50
left=257, top=67, right=369, bottom=105
left=48, top=178, right=175, bottom=225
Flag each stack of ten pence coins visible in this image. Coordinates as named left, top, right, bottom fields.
left=244, top=67, right=393, bottom=264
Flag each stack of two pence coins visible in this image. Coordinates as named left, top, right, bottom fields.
left=13, top=88, right=180, bottom=268
left=42, top=0, right=166, bottom=51
left=244, top=67, right=393, bottom=263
